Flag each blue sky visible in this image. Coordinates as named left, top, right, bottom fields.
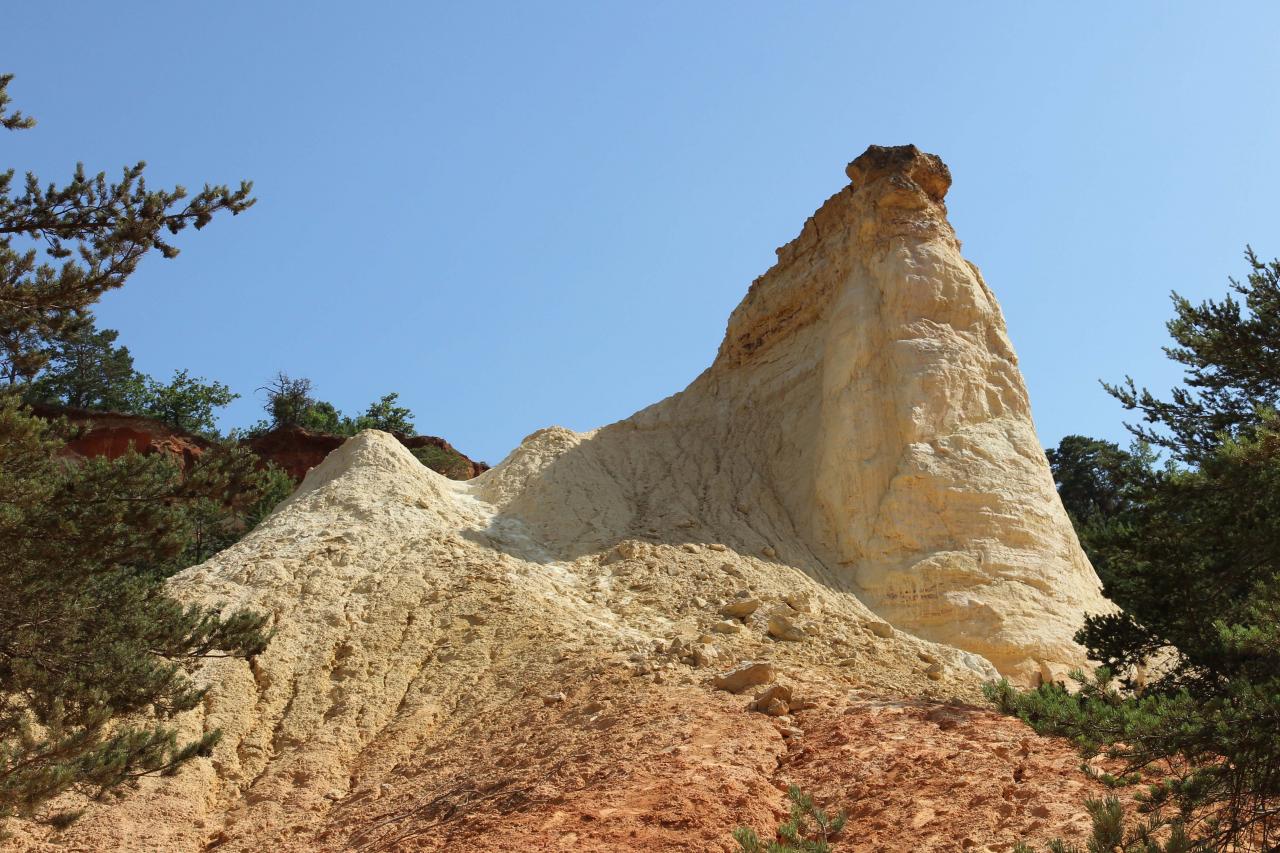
left=4, top=4, right=1279, bottom=464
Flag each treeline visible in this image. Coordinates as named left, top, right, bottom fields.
left=19, top=271, right=472, bottom=492
left=15, top=307, right=453, bottom=572
left=253, top=372, right=417, bottom=438
left=23, top=319, right=234, bottom=435
left=22, top=312, right=424, bottom=442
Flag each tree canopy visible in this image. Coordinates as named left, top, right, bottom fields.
left=140, top=368, right=237, bottom=436
left=258, top=371, right=418, bottom=437
left=998, top=251, right=1280, bottom=850
left=1105, top=249, right=1280, bottom=463
left=0, top=73, right=272, bottom=825
left=0, top=76, right=253, bottom=387
left=24, top=315, right=146, bottom=412
left=354, top=392, right=415, bottom=434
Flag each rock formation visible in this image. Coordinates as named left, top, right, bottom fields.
left=25, top=403, right=488, bottom=482
left=477, top=144, right=1108, bottom=682
left=26, top=402, right=214, bottom=468
left=245, top=425, right=487, bottom=481
left=12, top=147, right=1112, bottom=852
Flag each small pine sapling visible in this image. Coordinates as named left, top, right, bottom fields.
left=1011, top=796, right=1191, bottom=853
left=733, top=785, right=847, bottom=853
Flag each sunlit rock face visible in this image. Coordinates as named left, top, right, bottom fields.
left=713, top=144, right=1109, bottom=681
left=13, top=147, right=1110, bottom=852
left=487, top=143, right=1109, bottom=683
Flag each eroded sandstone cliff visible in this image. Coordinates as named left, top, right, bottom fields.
left=11, top=147, right=1112, bottom=852
left=478, top=144, right=1108, bottom=681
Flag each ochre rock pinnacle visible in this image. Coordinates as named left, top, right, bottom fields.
left=846, top=143, right=952, bottom=202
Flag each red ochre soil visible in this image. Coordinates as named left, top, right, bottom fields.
left=27, top=403, right=486, bottom=481
left=261, top=666, right=1121, bottom=853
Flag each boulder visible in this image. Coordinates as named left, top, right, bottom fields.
left=867, top=621, right=894, bottom=639
left=768, top=613, right=808, bottom=642
left=720, top=598, right=762, bottom=619
left=712, top=662, right=777, bottom=694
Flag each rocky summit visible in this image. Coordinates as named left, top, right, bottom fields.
left=15, top=147, right=1116, bottom=852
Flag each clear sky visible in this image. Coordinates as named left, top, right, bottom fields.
left=4, top=4, right=1279, bottom=464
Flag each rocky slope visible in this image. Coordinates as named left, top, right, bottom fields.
left=12, top=146, right=1113, bottom=852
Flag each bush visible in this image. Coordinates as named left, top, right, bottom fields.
left=733, top=786, right=846, bottom=853
left=410, top=444, right=472, bottom=479
left=1011, top=796, right=1191, bottom=853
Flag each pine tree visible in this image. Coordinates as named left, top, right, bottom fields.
left=733, top=786, right=847, bottom=853
left=993, top=251, right=1280, bottom=850
left=1046, top=436, right=1154, bottom=532
left=1104, top=249, right=1280, bottom=463
left=0, top=74, right=269, bottom=824
left=0, top=73, right=254, bottom=386
left=0, top=399, right=271, bottom=822
left=354, top=392, right=415, bottom=435
left=23, top=315, right=147, bottom=411
left=175, top=461, right=294, bottom=568
left=1011, top=796, right=1191, bottom=853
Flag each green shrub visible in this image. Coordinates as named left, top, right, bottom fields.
left=410, top=443, right=472, bottom=479
left=1011, top=795, right=1191, bottom=853
left=733, top=786, right=846, bottom=853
